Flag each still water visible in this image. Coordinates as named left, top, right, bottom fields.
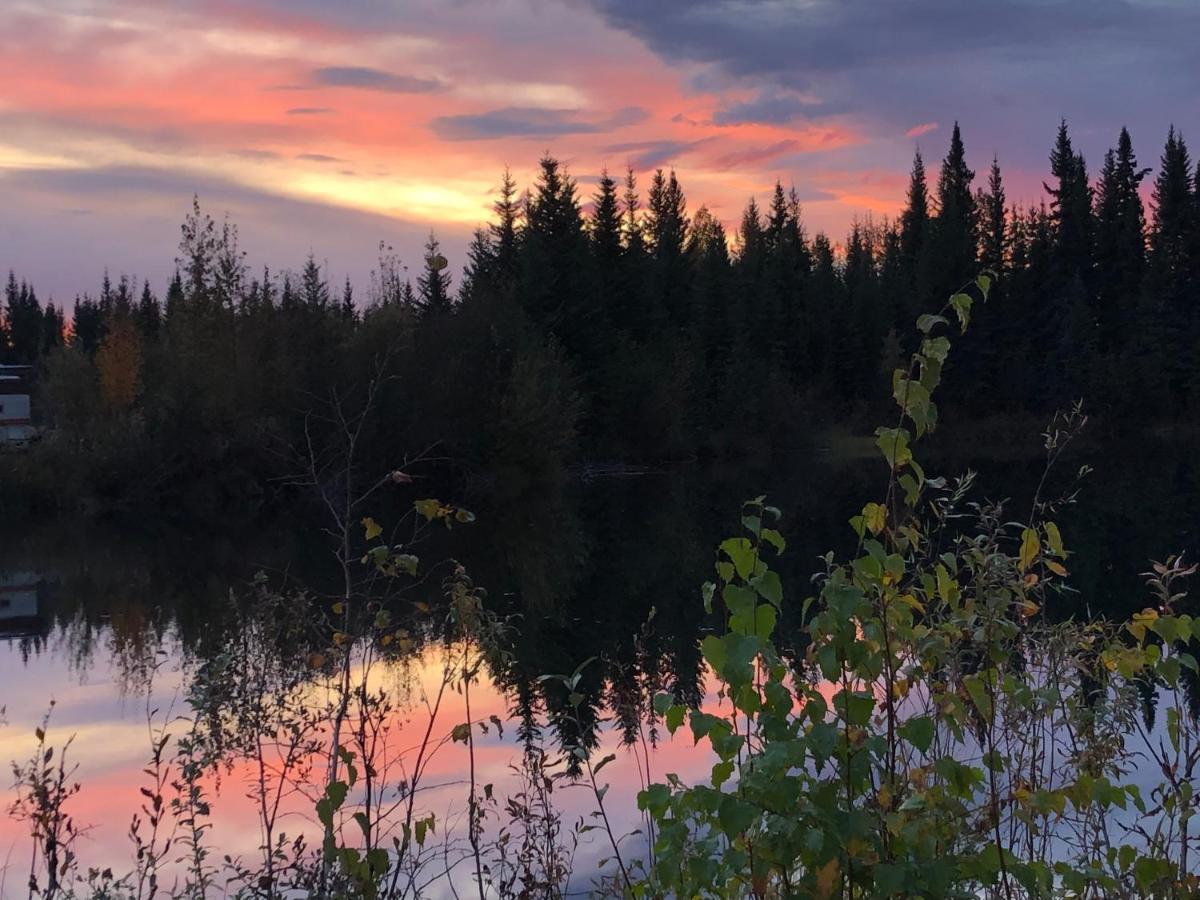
left=1, top=439, right=1197, bottom=896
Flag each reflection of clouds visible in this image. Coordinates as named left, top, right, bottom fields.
left=0, top=634, right=719, bottom=894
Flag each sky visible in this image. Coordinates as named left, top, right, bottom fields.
left=0, top=0, right=1197, bottom=301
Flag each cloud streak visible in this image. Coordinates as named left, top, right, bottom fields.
left=310, top=66, right=445, bottom=93
left=430, top=106, right=648, bottom=141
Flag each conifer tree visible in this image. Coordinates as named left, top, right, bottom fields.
left=41, top=303, right=64, bottom=355
left=488, top=168, right=522, bottom=299
left=931, top=122, right=978, bottom=299
left=1094, top=127, right=1149, bottom=354
left=300, top=254, right=330, bottom=310
left=1147, top=126, right=1197, bottom=400
left=72, top=295, right=104, bottom=356
left=590, top=169, right=623, bottom=265
left=341, top=276, right=356, bottom=322
left=1046, top=120, right=1093, bottom=283
left=5, top=272, right=44, bottom=364
left=459, top=228, right=495, bottom=306
left=165, top=271, right=185, bottom=324
left=136, top=280, right=161, bottom=340
left=418, top=233, right=453, bottom=318
left=899, top=150, right=931, bottom=328
left=981, top=156, right=1007, bottom=275
left=1044, top=121, right=1095, bottom=397
left=646, top=169, right=691, bottom=327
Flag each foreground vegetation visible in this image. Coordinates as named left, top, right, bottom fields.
left=4, top=120, right=1200, bottom=517
left=7, top=273, right=1200, bottom=897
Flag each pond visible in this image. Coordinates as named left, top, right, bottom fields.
left=1, top=436, right=1197, bottom=897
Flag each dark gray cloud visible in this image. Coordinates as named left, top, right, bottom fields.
left=584, top=0, right=1200, bottom=174
left=286, top=107, right=335, bottom=115
left=601, top=138, right=715, bottom=170
left=310, top=66, right=445, bottom=93
left=230, top=148, right=281, bottom=160
left=430, top=106, right=648, bottom=141
left=584, top=0, right=1199, bottom=85
left=295, top=153, right=344, bottom=162
left=712, top=90, right=847, bottom=126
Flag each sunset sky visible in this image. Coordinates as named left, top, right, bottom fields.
left=1, top=0, right=1197, bottom=300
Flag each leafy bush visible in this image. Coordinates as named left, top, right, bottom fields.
left=641, top=275, right=1200, bottom=898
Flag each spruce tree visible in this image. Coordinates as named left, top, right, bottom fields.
left=1147, top=126, right=1197, bottom=402
left=1044, top=121, right=1095, bottom=399
left=980, top=156, right=1006, bottom=275
left=418, top=233, right=453, bottom=318
left=646, top=169, right=691, bottom=327
left=899, top=150, right=931, bottom=330
left=931, top=123, right=978, bottom=299
left=136, top=280, right=161, bottom=340
left=41, top=303, right=64, bottom=355
left=300, top=254, right=330, bottom=310
left=1094, top=127, right=1149, bottom=354
left=1046, top=120, right=1093, bottom=283
left=489, top=168, right=521, bottom=297
left=590, top=169, right=623, bottom=266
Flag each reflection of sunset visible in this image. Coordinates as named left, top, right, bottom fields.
left=0, top=634, right=722, bottom=893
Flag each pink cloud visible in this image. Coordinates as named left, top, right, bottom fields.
left=905, top=121, right=940, bottom=138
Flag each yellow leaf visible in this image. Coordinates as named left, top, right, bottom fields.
left=332, top=602, right=345, bottom=615
left=1019, top=528, right=1040, bottom=571
left=362, top=516, right=383, bottom=541
left=815, top=859, right=840, bottom=898
left=380, top=634, right=393, bottom=646
left=1044, top=521, right=1066, bottom=557
left=1045, top=560, right=1068, bottom=577
left=862, top=502, right=887, bottom=536
left=306, top=652, right=325, bottom=669
left=332, top=631, right=348, bottom=646
left=897, top=593, right=925, bottom=614
left=1020, top=601, right=1040, bottom=618
left=1023, top=572, right=1039, bottom=587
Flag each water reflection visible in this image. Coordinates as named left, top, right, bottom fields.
left=2, top=439, right=1199, bottom=894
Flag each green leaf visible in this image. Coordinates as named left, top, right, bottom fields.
left=720, top=537, right=756, bottom=581
left=751, top=570, right=783, bottom=606
left=963, top=674, right=994, bottom=719
left=414, top=498, right=442, bottom=521
left=875, top=427, right=913, bottom=471
left=717, top=794, right=759, bottom=837
left=949, top=293, right=973, bottom=332
left=1044, top=521, right=1065, bottom=558
left=898, top=716, right=935, bottom=753
left=761, top=527, right=786, bottom=554
left=834, top=689, right=874, bottom=726
left=916, top=313, right=949, bottom=333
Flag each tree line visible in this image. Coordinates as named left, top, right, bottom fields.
left=2, top=119, right=1199, bottom=512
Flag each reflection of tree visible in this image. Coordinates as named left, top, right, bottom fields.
left=6, top=437, right=1200, bottom=742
